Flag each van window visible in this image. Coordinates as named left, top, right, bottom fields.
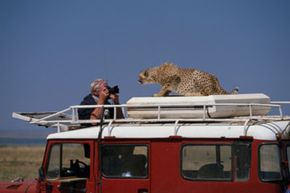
left=182, top=145, right=232, bottom=180
left=101, top=145, right=148, bottom=178
left=182, top=143, right=251, bottom=181
left=46, top=143, right=90, bottom=180
left=259, top=144, right=282, bottom=181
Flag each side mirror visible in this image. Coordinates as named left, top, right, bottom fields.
left=38, top=167, right=45, bottom=181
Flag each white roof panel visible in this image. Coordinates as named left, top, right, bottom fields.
left=47, top=121, right=290, bottom=141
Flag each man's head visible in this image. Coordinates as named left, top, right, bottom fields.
left=90, top=79, right=108, bottom=96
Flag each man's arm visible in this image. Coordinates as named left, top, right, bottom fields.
left=110, top=94, right=124, bottom=119
left=90, top=88, right=109, bottom=120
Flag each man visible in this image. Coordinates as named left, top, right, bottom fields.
left=78, top=79, right=124, bottom=124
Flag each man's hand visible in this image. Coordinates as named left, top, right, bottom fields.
left=98, top=87, right=109, bottom=104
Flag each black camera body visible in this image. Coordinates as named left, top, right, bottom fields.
left=107, top=85, right=119, bottom=95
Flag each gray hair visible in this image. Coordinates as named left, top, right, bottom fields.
left=90, top=79, right=108, bottom=93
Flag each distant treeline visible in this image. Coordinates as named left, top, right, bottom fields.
left=0, top=138, right=46, bottom=145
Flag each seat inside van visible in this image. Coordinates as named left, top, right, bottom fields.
left=197, top=163, right=224, bottom=179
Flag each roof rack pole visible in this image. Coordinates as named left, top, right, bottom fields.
left=157, top=105, right=161, bottom=120
left=202, top=105, right=206, bottom=120
left=30, top=107, right=71, bottom=124
left=114, top=106, right=117, bottom=120
left=243, top=119, right=251, bottom=136
left=249, top=104, right=253, bottom=118
left=278, top=105, right=283, bottom=119
left=122, top=105, right=128, bottom=118
left=71, top=106, right=78, bottom=122
left=174, top=120, right=180, bottom=136
left=108, top=120, right=114, bottom=136
left=271, top=101, right=290, bottom=119
left=57, top=122, right=61, bottom=133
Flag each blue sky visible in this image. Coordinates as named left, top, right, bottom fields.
left=0, top=0, right=290, bottom=136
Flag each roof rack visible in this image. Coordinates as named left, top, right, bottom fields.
left=12, top=100, right=290, bottom=132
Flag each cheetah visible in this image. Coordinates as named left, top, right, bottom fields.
left=138, top=62, right=238, bottom=97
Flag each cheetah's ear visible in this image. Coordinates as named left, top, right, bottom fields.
left=163, top=60, right=172, bottom=65
left=160, top=62, right=177, bottom=69
left=161, top=61, right=176, bottom=67
left=143, top=70, right=149, bottom=77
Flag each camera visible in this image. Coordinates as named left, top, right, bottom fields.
left=107, top=85, right=119, bottom=95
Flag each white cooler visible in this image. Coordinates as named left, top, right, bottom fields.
left=126, top=93, right=271, bottom=119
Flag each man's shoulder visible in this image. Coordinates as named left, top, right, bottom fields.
left=80, top=94, right=95, bottom=105
left=80, top=94, right=112, bottom=105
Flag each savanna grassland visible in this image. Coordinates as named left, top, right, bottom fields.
left=0, top=145, right=45, bottom=181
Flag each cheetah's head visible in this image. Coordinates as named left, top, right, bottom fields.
left=138, top=62, right=178, bottom=84
left=138, top=67, right=159, bottom=84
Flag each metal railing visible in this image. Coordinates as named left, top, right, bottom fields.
left=28, top=101, right=290, bottom=128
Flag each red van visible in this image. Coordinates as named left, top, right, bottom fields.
left=1, top=94, right=290, bottom=193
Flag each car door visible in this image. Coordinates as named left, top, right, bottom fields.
left=99, top=142, right=150, bottom=193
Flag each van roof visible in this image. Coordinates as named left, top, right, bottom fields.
left=47, top=121, right=290, bottom=141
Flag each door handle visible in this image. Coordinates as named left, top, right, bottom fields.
left=138, top=188, right=148, bottom=193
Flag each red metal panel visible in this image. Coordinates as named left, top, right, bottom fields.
left=151, top=140, right=181, bottom=193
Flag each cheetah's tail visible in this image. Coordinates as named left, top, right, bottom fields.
left=230, top=87, right=239, bottom=94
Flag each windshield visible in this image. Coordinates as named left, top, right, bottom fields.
left=46, top=143, right=90, bottom=180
